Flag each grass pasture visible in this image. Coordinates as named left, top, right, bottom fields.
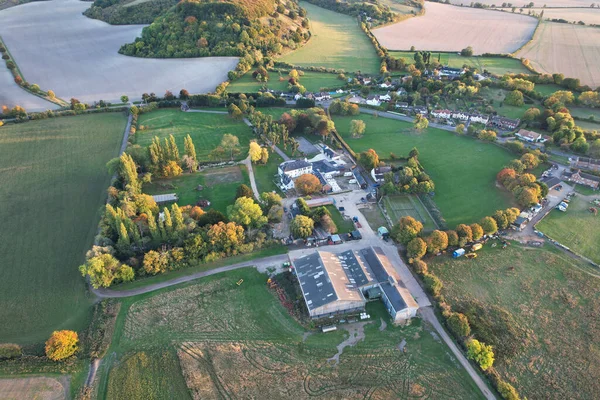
left=280, top=2, right=380, bottom=74
left=228, top=70, right=344, bottom=93
left=253, top=151, right=284, bottom=194
left=388, top=51, right=531, bottom=76
left=517, top=21, right=600, bottom=90
left=537, top=196, right=600, bottom=264
left=428, top=243, right=600, bottom=399
left=100, top=268, right=483, bottom=399
left=143, top=166, right=250, bottom=213
left=480, top=87, right=540, bottom=120
left=135, top=109, right=254, bottom=161
left=0, top=113, right=125, bottom=343
left=383, top=195, right=436, bottom=231
left=333, top=114, right=515, bottom=227
left=373, top=2, right=537, bottom=54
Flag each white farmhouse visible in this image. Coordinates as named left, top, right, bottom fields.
left=366, top=95, right=382, bottom=107
left=431, top=109, right=452, bottom=119
left=278, top=159, right=313, bottom=190
left=452, top=111, right=469, bottom=121
left=470, top=113, right=490, bottom=124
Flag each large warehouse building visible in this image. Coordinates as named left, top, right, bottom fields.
left=292, top=247, right=418, bottom=322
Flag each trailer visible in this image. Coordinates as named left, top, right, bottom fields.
left=471, top=243, right=483, bottom=252
left=453, top=248, right=466, bottom=258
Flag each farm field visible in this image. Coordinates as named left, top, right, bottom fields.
left=135, top=109, right=254, bottom=161
left=454, top=0, right=593, bottom=7
left=428, top=243, right=600, bottom=399
left=0, top=0, right=236, bottom=104
left=479, top=87, right=540, bottom=120
left=228, top=70, right=344, bottom=93
left=372, top=2, right=537, bottom=54
left=388, top=51, right=531, bottom=75
left=0, top=376, right=67, bottom=399
left=575, top=119, right=600, bottom=132
left=0, top=61, right=60, bottom=111
left=143, top=166, right=250, bottom=214
left=569, top=106, right=600, bottom=121
left=333, top=114, right=515, bottom=227
left=383, top=195, right=437, bottom=232
left=280, top=2, right=380, bottom=74
left=537, top=196, right=600, bottom=263
left=0, top=113, right=125, bottom=343
left=499, top=7, right=600, bottom=25
left=100, top=268, right=484, bottom=399
left=517, top=21, right=600, bottom=90
left=379, top=0, right=421, bottom=15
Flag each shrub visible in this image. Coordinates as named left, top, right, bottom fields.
left=45, top=330, right=79, bottom=361
left=447, top=312, right=471, bottom=338
left=412, top=259, right=428, bottom=275
left=423, top=272, right=443, bottom=297
left=0, top=343, right=22, bottom=359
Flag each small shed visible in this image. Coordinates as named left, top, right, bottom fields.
left=377, top=226, right=389, bottom=238
left=152, top=193, right=178, bottom=204
left=329, top=234, right=343, bottom=244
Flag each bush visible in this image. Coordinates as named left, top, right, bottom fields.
left=423, top=272, right=443, bottom=297
left=0, top=343, right=22, bottom=359
left=45, top=330, right=79, bottom=361
left=447, top=312, right=471, bottom=338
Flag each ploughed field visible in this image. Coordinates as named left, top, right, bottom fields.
left=0, top=113, right=125, bottom=343
left=516, top=21, right=600, bottom=89
left=373, top=2, right=538, bottom=54
left=0, top=64, right=59, bottom=111
left=0, top=0, right=237, bottom=104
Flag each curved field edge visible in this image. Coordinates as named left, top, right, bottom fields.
left=0, top=113, right=126, bottom=343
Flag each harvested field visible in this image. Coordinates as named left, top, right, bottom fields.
left=0, top=376, right=67, bottom=400
left=517, top=21, right=600, bottom=89
left=373, top=2, right=538, bottom=54
left=280, top=2, right=380, bottom=74
left=500, top=7, right=600, bottom=25
left=104, top=269, right=483, bottom=399
left=428, top=242, right=600, bottom=399
left=0, top=63, right=60, bottom=111
left=0, top=0, right=237, bottom=104
left=451, top=0, right=592, bottom=6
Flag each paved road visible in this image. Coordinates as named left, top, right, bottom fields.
left=91, top=254, right=290, bottom=298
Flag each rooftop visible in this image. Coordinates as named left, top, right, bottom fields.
left=516, top=129, right=541, bottom=140
left=380, top=282, right=407, bottom=312
left=152, top=193, right=178, bottom=203
left=280, top=159, right=311, bottom=173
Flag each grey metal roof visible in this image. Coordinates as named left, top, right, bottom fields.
left=152, top=193, right=178, bottom=203
left=281, top=159, right=311, bottom=173
left=380, top=282, right=408, bottom=312
left=293, top=252, right=337, bottom=311
left=360, top=247, right=389, bottom=283
left=338, top=250, right=371, bottom=287
left=540, top=176, right=561, bottom=188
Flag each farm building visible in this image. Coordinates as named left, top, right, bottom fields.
left=305, top=197, right=334, bottom=208
left=540, top=176, right=562, bottom=189
left=291, top=247, right=418, bottom=322
left=570, top=157, right=600, bottom=172
left=564, top=170, right=600, bottom=190
left=278, top=159, right=313, bottom=190
left=515, top=129, right=543, bottom=143
left=512, top=216, right=528, bottom=231
left=371, top=166, right=393, bottom=183
left=488, top=116, right=520, bottom=131
left=152, top=193, right=178, bottom=204
left=353, top=170, right=368, bottom=189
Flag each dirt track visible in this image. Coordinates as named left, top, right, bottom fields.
left=0, top=0, right=238, bottom=104
left=373, top=2, right=537, bottom=54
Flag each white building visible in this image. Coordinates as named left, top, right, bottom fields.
left=278, top=159, right=313, bottom=190
left=379, top=93, right=392, bottom=102
left=515, top=129, right=542, bottom=142
left=366, top=95, right=381, bottom=107
left=431, top=109, right=452, bottom=119
left=452, top=111, right=469, bottom=121
left=314, top=92, right=331, bottom=101
left=379, top=81, right=393, bottom=89
left=470, top=113, right=490, bottom=124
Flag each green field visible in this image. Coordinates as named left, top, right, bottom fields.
left=99, top=268, right=483, bottom=399
left=334, top=114, right=515, bottom=227
left=253, top=151, right=284, bottom=194
left=135, top=109, right=254, bottom=161
left=143, top=165, right=250, bottom=214
left=570, top=106, right=600, bottom=121
left=537, top=196, right=600, bottom=264
left=480, top=87, right=540, bottom=120
left=280, top=2, right=380, bottom=74
left=428, top=243, right=600, bottom=399
left=383, top=195, right=436, bottom=231
left=325, top=204, right=355, bottom=233
left=534, top=83, right=564, bottom=97
left=387, top=51, right=531, bottom=76
left=0, top=113, right=125, bottom=343
left=228, top=70, right=344, bottom=93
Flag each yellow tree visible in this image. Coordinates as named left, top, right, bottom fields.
left=248, top=141, right=262, bottom=163
left=45, top=330, right=79, bottom=361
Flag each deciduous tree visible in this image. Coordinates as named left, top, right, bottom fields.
left=350, top=119, right=366, bottom=138
left=236, top=184, right=254, bottom=199
left=227, top=197, right=267, bottom=228
left=45, top=330, right=79, bottom=361
left=447, top=313, right=471, bottom=338
left=79, top=254, right=134, bottom=288
left=427, top=230, right=448, bottom=254
left=479, top=216, right=498, bottom=235
left=407, top=237, right=427, bottom=260
left=291, top=215, right=314, bottom=238
left=248, top=141, right=262, bottom=163
left=466, top=339, right=495, bottom=371
left=295, top=173, right=322, bottom=195
left=391, top=216, right=423, bottom=245
left=359, top=149, right=380, bottom=170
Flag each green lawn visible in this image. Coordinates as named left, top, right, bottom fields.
left=228, top=70, right=344, bottom=93
left=534, top=83, right=565, bottom=97
left=387, top=51, right=531, bottom=76
left=253, top=151, right=284, bottom=194
left=325, top=204, right=355, bottom=233
left=570, top=106, right=600, bottom=121
left=333, top=114, right=515, bottom=227
left=98, top=268, right=483, bottom=399
left=428, top=243, right=600, bottom=399
left=361, top=203, right=390, bottom=231
left=280, top=1, right=380, bottom=74
left=0, top=113, right=125, bottom=343
left=383, top=195, right=436, bottom=231
left=537, top=196, right=600, bottom=263
left=143, top=165, right=250, bottom=214
left=480, top=87, right=539, bottom=120
left=135, top=109, right=254, bottom=161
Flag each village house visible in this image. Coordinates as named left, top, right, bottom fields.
left=431, top=109, right=452, bottom=119
left=515, top=129, right=543, bottom=143
left=413, top=106, right=428, bottom=116
left=437, top=66, right=465, bottom=79
left=395, top=102, right=409, bottom=109
left=366, top=95, right=382, bottom=107
left=379, top=93, right=392, bottom=102
left=314, top=92, right=331, bottom=102
left=564, top=170, right=600, bottom=190
left=570, top=157, right=600, bottom=172
left=488, top=116, right=520, bottom=131
left=371, top=166, right=393, bottom=183
left=292, top=247, right=418, bottom=322
left=470, top=113, right=490, bottom=124
left=379, top=81, right=394, bottom=89
left=278, top=159, right=313, bottom=190
left=452, top=111, right=469, bottom=121
left=396, top=87, right=407, bottom=96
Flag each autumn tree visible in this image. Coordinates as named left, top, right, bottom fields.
left=407, top=237, right=427, bottom=260
left=295, top=173, right=322, bottom=195
left=260, top=148, right=269, bottom=164
left=446, top=230, right=459, bottom=246
left=143, top=250, right=170, bottom=275
left=359, top=149, right=380, bottom=170
left=413, top=114, right=429, bottom=130
left=470, top=223, right=484, bottom=240
left=79, top=254, right=134, bottom=288
left=259, top=191, right=282, bottom=211
left=248, top=141, right=262, bottom=163
left=391, top=216, right=423, bottom=245
left=228, top=103, right=243, bottom=120
left=479, top=216, right=498, bottom=235
left=522, top=107, right=540, bottom=122
left=220, top=134, right=241, bottom=160
left=291, top=215, right=314, bottom=238
left=520, top=153, right=539, bottom=170
left=320, top=214, right=337, bottom=234
left=455, top=123, right=465, bottom=134
left=45, top=330, right=79, bottom=361
left=427, top=230, right=448, bottom=254
left=183, top=134, right=198, bottom=172
left=350, top=119, right=366, bottom=138
left=466, top=339, right=495, bottom=371
left=206, top=221, right=245, bottom=256
left=456, top=224, right=473, bottom=247
left=447, top=313, right=471, bottom=338
left=227, top=197, right=267, bottom=228
left=505, top=90, right=524, bottom=107
left=236, top=184, right=254, bottom=199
